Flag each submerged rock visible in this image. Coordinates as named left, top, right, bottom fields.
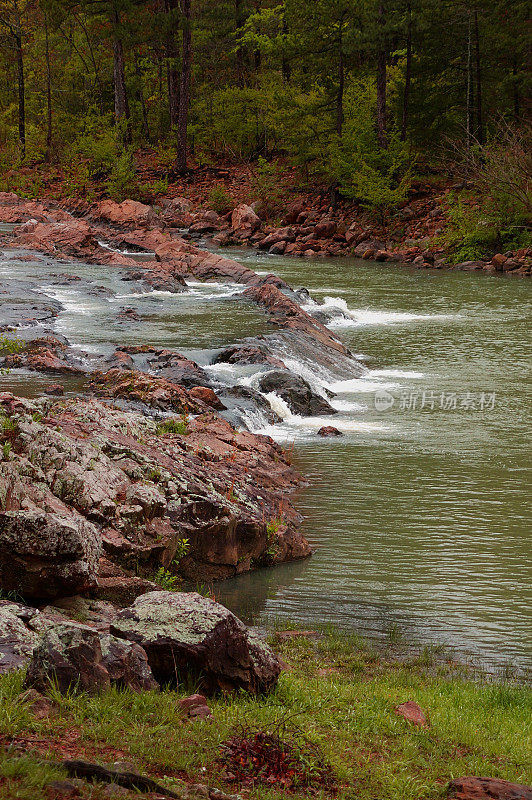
left=111, top=591, right=281, bottom=694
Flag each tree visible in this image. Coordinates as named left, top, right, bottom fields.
left=0, top=0, right=31, bottom=157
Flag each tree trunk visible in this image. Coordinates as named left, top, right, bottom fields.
left=466, top=12, right=473, bottom=149
left=175, top=0, right=192, bottom=172
left=44, top=13, right=53, bottom=159
left=473, top=8, right=483, bottom=145
left=135, top=55, right=151, bottom=142
left=235, top=0, right=245, bottom=86
left=376, top=0, right=387, bottom=149
left=15, top=30, right=25, bottom=158
left=165, top=0, right=180, bottom=128
left=281, top=16, right=291, bottom=83
left=512, top=57, right=520, bottom=120
left=336, top=20, right=344, bottom=137
left=400, top=1, right=411, bottom=141
left=112, top=8, right=130, bottom=141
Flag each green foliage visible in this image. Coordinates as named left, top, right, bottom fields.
left=208, top=185, right=232, bottom=214
left=67, top=115, right=118, bottom=178
left=153, top=566, right=180, bottom=591
left=438, top=193, right=531, bottom=263
left=156, top=414, right=189, bottom=436
left=0, top=334, right=22, bottom=375
left=107, top=148, right=139, bottom=202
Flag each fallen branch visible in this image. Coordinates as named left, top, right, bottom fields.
left=61, top=759, right=181, bottom=798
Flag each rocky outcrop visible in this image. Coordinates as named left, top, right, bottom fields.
left=231, top=204, right=261, bottom=237
left=243, top=283, right=351, bottom=356
left=110, top=590, right=281, bottom=693
left=447, top=777, right=532, bottom=799
left=258, top=371, right=336, bottom=417
left=0, top=603, right=39, bottom=673
left=0, top=392, right=310, bottom=596
left=213, top=344, right=285, bottom=369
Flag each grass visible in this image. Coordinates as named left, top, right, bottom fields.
left=0, top=629, right=529, bottom=799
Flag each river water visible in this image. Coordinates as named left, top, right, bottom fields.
left=1, top=242, right=530, bottom=671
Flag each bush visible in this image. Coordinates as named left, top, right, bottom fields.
left=208, top=185, right=232, bottom=214
left=107, top=148, right=139, bottom=202
left=251, top=157, right=288, bottom=219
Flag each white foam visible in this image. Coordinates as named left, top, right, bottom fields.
left=263, top=392, right=388, bottom=438
left=370, top=369, right=424, bottom=379
left=304, top=294, right=458, bottom=329
left=328, top=377, right=400, bottom=394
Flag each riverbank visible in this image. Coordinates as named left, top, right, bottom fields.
left=1, top=165, right=530, bottom=276
left=0, top=625, right=530, bottom=800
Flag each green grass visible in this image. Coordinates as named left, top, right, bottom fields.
left=0, top=630, right=529, bottom=799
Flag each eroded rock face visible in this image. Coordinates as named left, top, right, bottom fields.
left=90, top=200, right=158, bottom=229
left=0, top=604, right=39, bottom=674
left=99, top=634, right=159, bottom=692
left=258, top=371, right=336, bottom=417
left=111, top=591, right=281, bottom=694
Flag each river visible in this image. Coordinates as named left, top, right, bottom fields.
left=1, top=241, right=530, bottom=672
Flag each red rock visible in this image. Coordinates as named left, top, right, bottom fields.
left=491, top=253, right=507, bottom=270
left=318, top=426, right=342, bottom=437
left=362, top=249, right=375, bottom=259
left=91, top=199, right=157, bottom=228
left=394, top=701, right=430, bottom=728
left=179, top=693, right=212, bottom=719
left=231, top=203, right=261, bottom=233
left=375, top=250, right=391, bottom=261
left=189, top=386, right=225, bottom=409
left=447, top=776, right=532, bottom=799
left=314, top=219, right=337, bottom=238
left=44, top=384, right=65, bottom=396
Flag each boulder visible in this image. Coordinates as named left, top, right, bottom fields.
left=258, top=371, right=336, bottom=417
left=99, top=634, right=159, bottom=692
left=231, top=204, right=261, bottom=234
left=491, top=253, right=507, bottom=271
left=318, top=426, right=342, bottom=437
left=447, top=777, right=532, bottom=800
left=25, top=623, right=110, bottom=695
left=110, top=591, right=282, bottom=694
left=314, top=219, right=336, bottom=238
left=188, top=386, right=226, bottom=410
left=92, top=200, right=156, bottom=229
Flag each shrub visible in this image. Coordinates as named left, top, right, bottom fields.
left=208, top=185, right=232, bottom=214
left=107, top=148, right=139, bottom=202
left=156, top=414, right=189, bottom=436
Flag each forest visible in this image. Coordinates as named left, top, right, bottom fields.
left=0, top=0, right=530, bottom=261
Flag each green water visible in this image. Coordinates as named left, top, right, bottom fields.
left=215, top=253, right=532, bottom=671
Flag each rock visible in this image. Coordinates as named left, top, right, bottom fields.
left=231, top=204, right=261, bottom=234
left=145, top=349, right=211, bottom=388
left=318, top=426, right=342, bottom=437
left=92, top=200, right=157, bottom=229
left=258, top=371, right=336, bottom=417
left=24, top=622, right=111, bottom=695
left=99, top=634, right=159, bottom=692
left=90, top=368, right=208, bottom=413
left=19, top=688, right=54, bottom=718
left=394, top=701, right=430, bottom=728
left=217, top=385, right=282, bottom=428
left=110, top=591, right=282, bottom=694
left=44, top=384, right=65, bottom=395
left=258, top=227, right=296, bottom=250
left=46, top=779, right=82, bottom=798
left=0, top=605, right=39, bottom=673
left=0, top=487, right=101, bottom=601
left=314, top=219, right=336, bottom=238
left=12, top=219, right=99, bottom=259
left=213, top=344, right=285, bottom=369
left=269, top=241, right=286, bottom=255
left=491, top=253, right=507, bottom=271
left=188, top=386, right=226, bottom=410
left=179, top=693, right=212, bottom=719
left=447, top=777, right=532, bottom=799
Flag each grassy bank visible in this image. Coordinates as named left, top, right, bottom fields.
left=0, top=628, right=530, bottom=800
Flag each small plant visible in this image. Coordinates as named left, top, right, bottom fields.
left=0, top=333, right=22, bottom=375
left=173, top=537, right=190, bottom=564
left=1, top=442, right=11, bottom=460
left=156, top=413, right=189, bottom=436
left=153, top=567, right=180, bottom=592
left=208, top=185, right=232, bottom=214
